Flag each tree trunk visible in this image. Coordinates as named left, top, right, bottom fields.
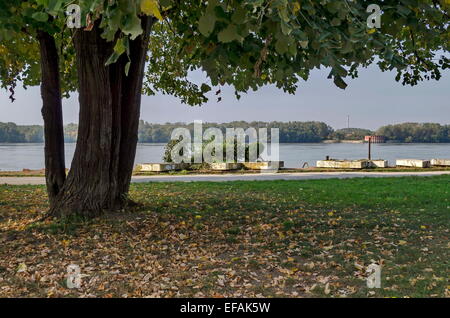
left=117, top=18, right=153, bottom=201
left=37, top=30, right=66, bottom=207
left=49, top=17, right=153, bottom=218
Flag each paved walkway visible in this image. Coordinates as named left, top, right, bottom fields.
left=1, top=171, right=449, bottom=185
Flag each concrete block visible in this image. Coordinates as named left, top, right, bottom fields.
left=431, top=159, right=450, bottom=167
left=368, top=160, right=388, bottom=168
left=210, top=163, right=243, bottom=171
left=396, top=159, right=430, bottom=168
left=243, top=161, right=285, bottom=170
left=316, top=160, right=369, bottom=169
left=139, top=163, right=186, bottom=172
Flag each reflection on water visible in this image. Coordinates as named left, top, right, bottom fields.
left=0, top=142, right=449, bottom=171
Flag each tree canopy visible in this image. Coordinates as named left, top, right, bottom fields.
left=1, top=0, right=449, bottom=104
left=377, top=122, right=450, bottom=142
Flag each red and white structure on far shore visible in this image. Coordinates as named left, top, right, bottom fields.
left=364, top=135, right=386, bottom=143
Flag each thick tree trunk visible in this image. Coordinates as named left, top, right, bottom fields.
left=117, top=18, right=153, bottom=201
left=49, top=17, right=153, bottom=218
left=37, top=30, right=66, bottom=207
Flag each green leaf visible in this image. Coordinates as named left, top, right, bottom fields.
left=105, top=52, right=120, bottom=66
left=31, top=12, right=49, bottom=22
left=333, top=75, right=348, bottom=90
left=122, top=14, right=143, bottom=40
left=200, top=83, right=211, bottom=93
left=198, top=13, right=216, bottom=36
left=47, top=0, right=63, bottom=15
left=218, top=24, right=241, bottom=43
left=275, top=37, right=289, bottom=55
left=231, top=6, right=246, bottom=24
left=114, top=38, right=126, bottom=55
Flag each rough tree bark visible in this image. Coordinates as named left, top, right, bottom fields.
left=37, top=30, right=66, bottom=207
left=49, top=17, right=153, bottom=218
left=117, top=19, right=154, bottom=202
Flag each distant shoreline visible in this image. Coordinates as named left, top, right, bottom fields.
left=2, top=121, right=449, bottom=144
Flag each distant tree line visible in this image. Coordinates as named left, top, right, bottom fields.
left=331, top=128, right=375, bottom=141
left=137, top=121, right=450, bottom=143
left=0, top=122, right=43, bottom=143
left=376, top=123, right=450, bottom=143
left=0, top=122, right=79, bottom=143
left=63, top=123, right=78, bottom=143
left=138, top=121, right=334, bottom=143
left=0, top=121, right=449, bottom=143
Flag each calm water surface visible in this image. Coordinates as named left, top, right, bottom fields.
left=0, top=143, right=449, bottom=171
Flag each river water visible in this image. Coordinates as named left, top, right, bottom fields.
left=0, top=143, right=449, bottom=171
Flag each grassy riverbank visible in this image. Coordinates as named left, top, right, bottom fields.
left=0, top=176, right=449, bottom=297
left=1, top=166, right=450, bottom=177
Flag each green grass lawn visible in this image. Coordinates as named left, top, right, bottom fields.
left=0, top=176, right=449, bottom=298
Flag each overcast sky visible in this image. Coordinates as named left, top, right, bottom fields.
left=1, top=65, right=449, bottom=131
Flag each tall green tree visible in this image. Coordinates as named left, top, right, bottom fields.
left=0, top=0, right=448, bottom=218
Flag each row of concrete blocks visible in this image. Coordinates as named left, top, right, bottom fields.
left=396, top=159, right=450, bottom=168
left=138, top=161, right=285, bottom=172
left=316, top=159, right=450, bottom=169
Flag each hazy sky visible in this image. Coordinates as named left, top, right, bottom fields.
left=1, top=65, right=449, bottom=130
